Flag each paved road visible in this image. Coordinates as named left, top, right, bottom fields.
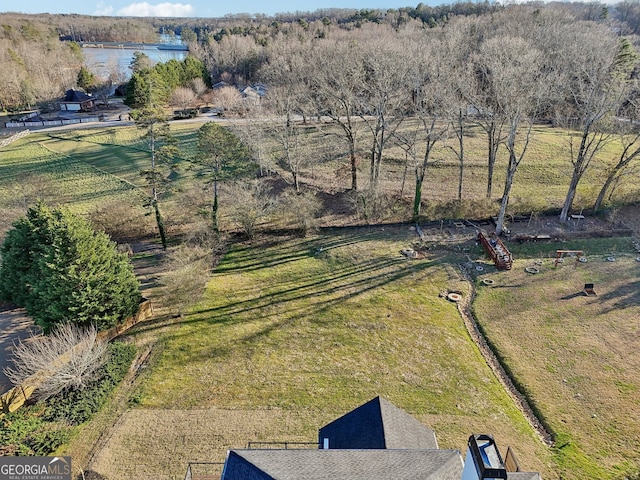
left=0, top=306, right=38, bottom=394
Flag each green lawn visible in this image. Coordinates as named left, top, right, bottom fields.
left=474, top=244, right=640, bottom=479
left=131, top=228, right=555, bottom=477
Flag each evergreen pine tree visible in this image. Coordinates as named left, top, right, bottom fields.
left=0, top=204, right=141, bottom=332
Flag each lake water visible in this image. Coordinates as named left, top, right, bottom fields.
left=82, top=46, right=187, bottom=80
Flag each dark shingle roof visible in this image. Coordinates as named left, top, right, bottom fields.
left=318, top=396, right=438, bottom=450
left=63, top=89, right=93, bottom=102
left=223, top=449, right=463, bottom=480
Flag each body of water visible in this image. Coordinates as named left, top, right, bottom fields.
left=83, top=45, right=187, bottom=80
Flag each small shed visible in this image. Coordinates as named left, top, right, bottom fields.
left=60, top=89, right=96, bottom=112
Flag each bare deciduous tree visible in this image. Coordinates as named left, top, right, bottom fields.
left=476, top=35, right=547, bottom=235
left=170, top=86, right=197, bottom=111
left=228, top=179, right=275, bottom=239
left=4, top=323, right=108, bottom=401
left=594, top=120, right=640, bottom=212
left=556, top=29, right=636, bottom=222
left=213, top=85, right=242, bottom=114
left=277, top=189, right=322, bottom=235
left=397, top=35, right=450, bottom=221
left=159, top=245, right=212, bottom=318
left=191, top=77, right=208, bottom=98
left=307, top=40, right=366, bottom=190
left=359, top=39, right=413, bottom=189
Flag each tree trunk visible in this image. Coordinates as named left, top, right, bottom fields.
left=369, top=143, right=377, bottom=186
left=153, top=199, right=167, bottom=250
left=593, top=144, right=640, bottom=212
left=559, top=173, right=582, bottom=222
left=559, top=129, right=610, bottom=223
left=350, top=149, right=358, bottom=191
left=456, top=118, right=464, bottom=202
left=495, top=157, right=517, bottom=236
left=486, top=123, right=499, bottom=199
left=593, top=173, right=617, bottom=212
left=212, top=178, right=219, bottom=233
left=400, top=153, right=409, bottom=200
left=293, top=168, right=299, bottom=193
left=413, top=175, right=424, bottom=222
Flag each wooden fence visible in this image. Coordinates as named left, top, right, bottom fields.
left=0, top=298, right=153, bottom=414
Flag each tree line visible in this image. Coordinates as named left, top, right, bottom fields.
left=222, top=5, right=639, bottom=234
left=101, top=3, right=640, bottom=239
left=2, top=3, right=640, bottom=238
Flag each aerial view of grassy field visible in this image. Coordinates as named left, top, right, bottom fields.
left=1, top=121, right=639, bottom=479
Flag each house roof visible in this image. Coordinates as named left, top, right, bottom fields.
left=63, top=89, right=93, bottom=103
left=223, top=449, right=463, bottom=480
left=217, top=397, right=542, bottom=480
left=318, top=396, right=438, bottom=450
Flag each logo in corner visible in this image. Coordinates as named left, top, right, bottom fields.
left=0, top=456, right=72, bottom=480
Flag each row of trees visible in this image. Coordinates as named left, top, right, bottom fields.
left=125, top=4, right=640, bottom=241
left=125, top=52, right=210, bottom=109
left=233, top=5, right=640, bottom=234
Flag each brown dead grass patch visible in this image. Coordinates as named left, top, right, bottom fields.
left=88, top=408, right=319, bottom=480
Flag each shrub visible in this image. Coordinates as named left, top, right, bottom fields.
left=4, top=323, right=108, bottom=401
left=0, top=342, right=134, bottom=456
left=0, top=407, right=71, bottom=456
left=277, top=189, right=322, bottom=235
left=44, top=342, right=136, bottom=425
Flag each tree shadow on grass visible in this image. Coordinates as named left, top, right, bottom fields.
left=560, top=292, right=588, bottom=300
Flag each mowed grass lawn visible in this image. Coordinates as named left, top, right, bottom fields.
left=117, top=228, right=556, bottom=479
left=474, top=241, right=640, bottom=479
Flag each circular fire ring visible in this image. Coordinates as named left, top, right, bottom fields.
left=606, top=256, right=616, bottom=262
left=525, top=266, right=539, bottom=274
left=447, top=292, right=462, bottom=302
left=578, top=257, right=587, bottom=263
left=482, top=278, right=495, bottom=286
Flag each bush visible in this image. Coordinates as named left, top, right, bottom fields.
left=0, top=407, right=71, bottom=456
left=4, top=324, right=108, bottom=401
left=44, top=342, right=136, bottom=425
left=0, top=342, right=134, bottom=456
left=346, top=188, right=399, bottom=224
left=277, top=189, right=322, bottom=235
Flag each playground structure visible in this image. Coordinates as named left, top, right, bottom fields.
left=477, top=231, right=513, bottom=270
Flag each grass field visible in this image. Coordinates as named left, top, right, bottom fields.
left=474, top=245, right=640, bottom=478
left=2, top=121, right=639, bottom=479
left=78, top=228, right=640, bottom=480
left=85, top=228, right=556, bottom=479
